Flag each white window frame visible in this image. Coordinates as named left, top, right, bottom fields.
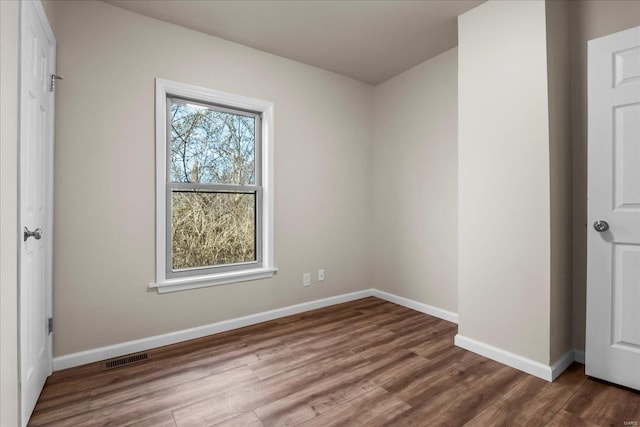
left=150, top=78, right=276, bottom=293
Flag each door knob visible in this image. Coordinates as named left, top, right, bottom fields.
left=23, top=227, right=43, bottom=242
left=593, top=220, right=609, bottom=232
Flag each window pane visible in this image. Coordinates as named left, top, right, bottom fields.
left=171, top=190, right=256, bottom=270
left=170, top=100, right=256, bottom=185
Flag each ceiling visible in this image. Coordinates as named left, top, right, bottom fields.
left=103, top=0, right=484, bottom=85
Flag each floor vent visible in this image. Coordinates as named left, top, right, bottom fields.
left=102, top=352, right=150, bottom=370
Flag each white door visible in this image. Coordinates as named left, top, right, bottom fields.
left=586, top=25, right=640, bottom=391
left=20, top=0, right=56, bottom=425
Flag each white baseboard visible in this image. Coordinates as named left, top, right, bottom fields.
left=550, top=349, right=576, bottom=381
left=454, top=334, right=574, bottom=382
left=53, top=289, right=374, bottom=371
left=52, top=288, right=581, bottom=379
left=371, top=289, right=458, bottom=324
left=53, top=289, right=460, bottom=371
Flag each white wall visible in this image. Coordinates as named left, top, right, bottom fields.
left=371, top=48, right=458, bottom=313
left=0, top=2, right=20, bottom=425
left=52, top=0, right=373, bottom=357
left=458, top=0, right=552, bottom=364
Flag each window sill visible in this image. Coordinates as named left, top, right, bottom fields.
left=149, top=267, right=278, bottom=293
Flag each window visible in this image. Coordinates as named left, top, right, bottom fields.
left=152, top=79, right=275, bottom=293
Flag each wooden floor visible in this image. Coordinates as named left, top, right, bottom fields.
left=31, top=297, right=640, bottom=426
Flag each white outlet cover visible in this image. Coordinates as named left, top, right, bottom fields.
left=303, top=273, right=311, bottom=287
left=318, top=269, right=325, bottom=282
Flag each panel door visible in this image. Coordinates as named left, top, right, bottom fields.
left=20, top=1, right=56, bottom=424
left=586, top=25, right=640, bottom=391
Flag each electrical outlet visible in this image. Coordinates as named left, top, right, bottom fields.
left=318, top=269, right=325, bottom=282
left=303, top=273, right=311, bottom=287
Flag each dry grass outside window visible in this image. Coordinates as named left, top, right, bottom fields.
left=171, top=191, right=255, bottom=270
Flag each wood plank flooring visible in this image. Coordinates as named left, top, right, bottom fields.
left=30, top=297, right=640, bottom=426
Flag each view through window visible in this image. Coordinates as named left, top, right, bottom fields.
left=168, top=98, right=262, bottom=275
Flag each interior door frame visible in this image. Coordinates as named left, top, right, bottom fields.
left=18, top=0, right=55, bottom=424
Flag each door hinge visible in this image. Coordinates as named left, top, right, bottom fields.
left=49, top=74, right=63, bottom=92
left=47, top=317, right=53, bottom=334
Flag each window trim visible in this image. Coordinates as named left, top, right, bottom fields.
left=150, top=78, right=276, bottom=293
left=165, top=97, right=263, bottom=279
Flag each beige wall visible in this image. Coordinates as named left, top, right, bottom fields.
left=569, top=0, right=640, bottom=352
left=545, top=0, right=573, bottom=364
left=371, top=48, right=458, bottom=313
left=1, top=1, right=20, bottom=425
left=9, top=0, right=634, bottom=421
left=41, top=0, right=56, bottom=30
left=52, top=0, right=373, bottom=356
left=458, top=0, right=552, bottom=364
left=27, top=0, right=628, bottom=368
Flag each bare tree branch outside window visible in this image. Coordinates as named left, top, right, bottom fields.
left=169, top=101, right=257, bottom=270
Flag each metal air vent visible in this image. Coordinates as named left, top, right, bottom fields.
left=102, top=352, right=150, bottom=370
